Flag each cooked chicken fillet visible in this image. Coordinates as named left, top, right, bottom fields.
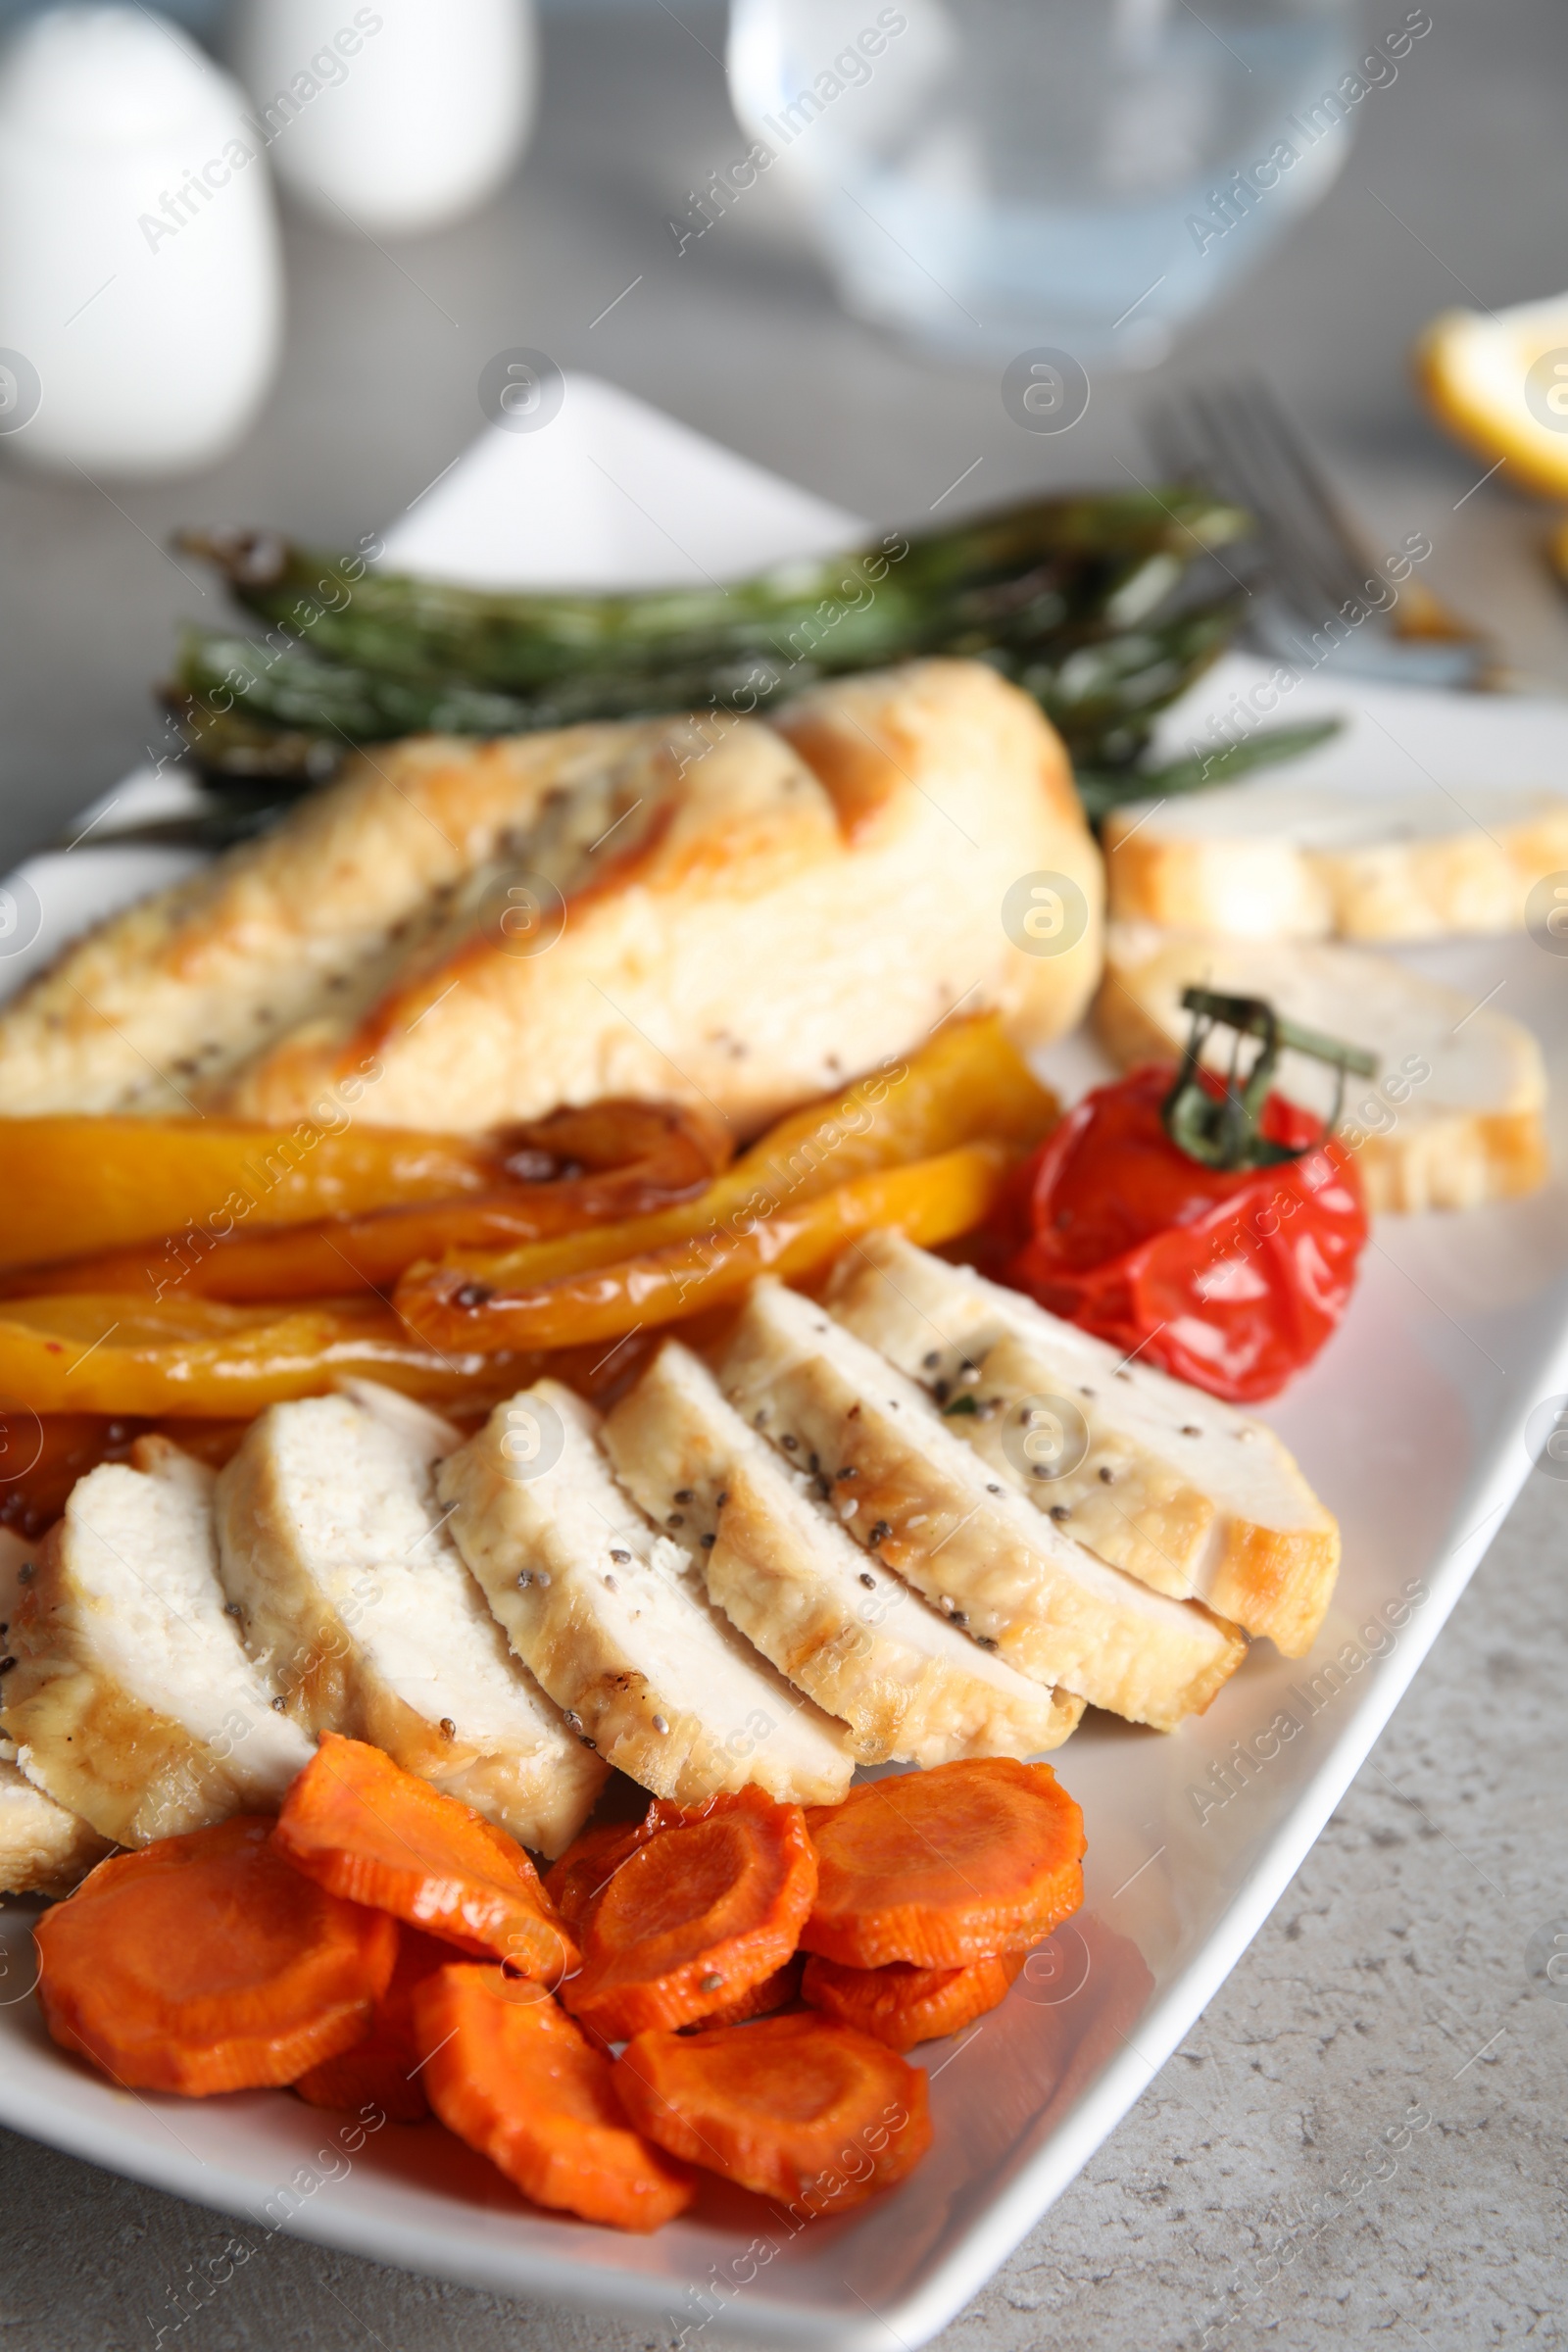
left=3, top=1437, right=312, bottom=1845
left=0, top=1532, right=107, bottom=1892
left=215, top=1388, right=604, bottom=1856
left=0, top=729, right=632, bottom=1114
left=602, top=1340, right=1082, bottom=1766
left=438, top=1381, right=854, bottom=1805
left=719, top=1284, right=1247, bottom=1730
left=0, top=662, right=1100, bottom=1132
left=0, top=1757, right=110, bottom=1896
left=827, top=1234, right=1339, bottom=1655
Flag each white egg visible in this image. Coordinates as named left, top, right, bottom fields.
left=0, top=6, right=282, bottom=478
left=230, top=0, right=537, bottom=238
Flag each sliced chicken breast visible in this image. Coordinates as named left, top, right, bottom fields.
left=719, top=1284, right=1247, bottom=1731
left=827, top=1233, right=1339, bottom=1655
left=438, top=1381, right=854, bottom=1806
left=0, top=1531, right=107, bottom=1892
left=3, top=1437, right=312, bottom=1845
left=216, top=1388, right=605, bottom=1857
left=0, top=1755, right=110, bottom=1896
left=602, top=1340, right=1082, bottom=1766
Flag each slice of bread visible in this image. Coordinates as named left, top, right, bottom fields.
left=718, top=1282, right=1247, bottom=1731
left=1104, top=777, right=1568, bottom=943
left=1096, top=921, right=1547, bottom=1213
left=215, top=1389, right=605, bottom=1857
left=827, top=1234, right=1340, bottom=1655
left=0, top=661, right=1102, bottom=1133
left=3, top=1437, right=312, bottom=1844
left=601, top=1339, right=1082, bottom=1766
left=438, top=1381, right=855, bottom=1805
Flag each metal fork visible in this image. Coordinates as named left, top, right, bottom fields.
left=1146, top=377, right=1495, bottom=690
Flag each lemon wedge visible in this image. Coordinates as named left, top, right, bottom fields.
left=1415, top=294, right=1568, bottom=499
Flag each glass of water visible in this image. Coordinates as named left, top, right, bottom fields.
left=727, top=0, right=1378, bottom=369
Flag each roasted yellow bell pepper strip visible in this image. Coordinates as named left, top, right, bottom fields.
left=726, top=1012, right=1055, bottom=1189
left=0, top=1115, right=512, bottom=1275
left=0, top=1294, right=535, bottom=1418
left=395, top=1143, right=1009, bottom=1354
left=2, top=1105, right=728, bottom=1305
left=395, top=1014, right=1056, bottom=1312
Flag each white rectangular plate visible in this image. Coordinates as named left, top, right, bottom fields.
left=1, top=380, right=1565, bottom=2350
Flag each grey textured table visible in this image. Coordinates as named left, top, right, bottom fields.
left=2, top=3, right=1567, bottom=2345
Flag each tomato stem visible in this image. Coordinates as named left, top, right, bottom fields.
left=1162, top=990, right=1378, bottom=1172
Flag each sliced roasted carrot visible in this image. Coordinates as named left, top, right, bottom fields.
left=275, top=1735, right=576, bottom=1984
left=617, top=2011, right=931, bottom=2214
left=414, top=1964, right=695, bottom=2231
left=801, top=1949, right=1024, bottom=2051
left=802, top=1758, right=1085, bottom=1969
left=563, top=1788, right=816, bottom=2041
left=291, top=2038, right=426, bottom=2124
left=540, top=1790, right=756, bottom=1941
left=686, top=1954, right=803, bottom=2032
left=543, top=1820, right=649, bottom=1939
left=34, top=1816, right=396, bottom=2096
left=293, top=1925, right=454, bottom=2122
left=547, top=1807, right=805, bottom=2035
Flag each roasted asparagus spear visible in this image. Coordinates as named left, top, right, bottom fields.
left=166, top=489, right=1251, bottom=801
left=177, top=491, right=1246, bottom=690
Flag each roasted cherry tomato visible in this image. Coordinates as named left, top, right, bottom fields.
left=996, top=1063, right=1368, bottom=1402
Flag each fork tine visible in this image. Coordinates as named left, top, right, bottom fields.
left=1146, top=377, right=1490, bottom=687
left=1205, top=385, right=1357, bottom=622
left=1150, top=388, right=1301, bottom=607
left=1145, top=392, right=1259, bottom=556
left=1226, top=380, right=1373, bottom=607
left=1189, top=383, right=1345, bottom=610
left=1148, top=380, right=1363, bottom=638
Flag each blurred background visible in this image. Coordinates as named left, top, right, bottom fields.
left=1, top=0, right=1566, bottom=859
